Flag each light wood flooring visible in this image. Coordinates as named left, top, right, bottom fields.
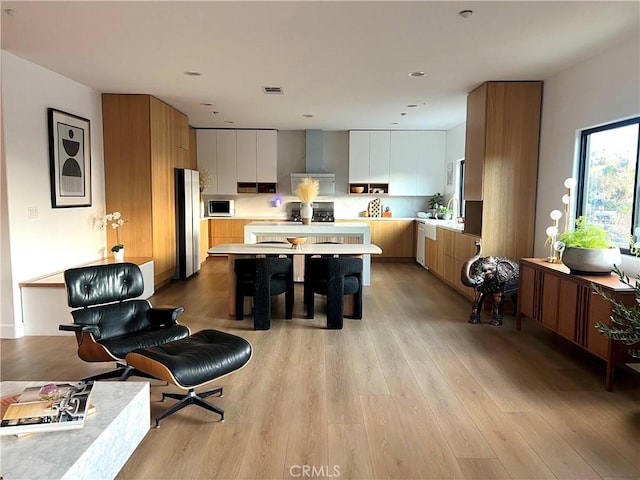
left=2, top=259, right=639, bottom=479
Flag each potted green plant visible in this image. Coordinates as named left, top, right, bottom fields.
left=428, top=192, right=444, bottom=210
left=558, top=216, right=621, bottom=275
left=437, top=206, right=453, bottom=220
left=594, top=265, right=640, bottom=359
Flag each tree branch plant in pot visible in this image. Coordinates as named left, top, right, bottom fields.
left=593, top=265, right=640, bottom=360
left=558, top=216, right=621, bottom=275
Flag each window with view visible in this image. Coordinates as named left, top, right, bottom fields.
left=577, top=117, right=640, bottom=254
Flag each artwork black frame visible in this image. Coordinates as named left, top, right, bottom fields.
left=48, top=108, right=91, bottom=208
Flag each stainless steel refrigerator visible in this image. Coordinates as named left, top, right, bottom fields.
left=175, top=168, right=201, bottom=279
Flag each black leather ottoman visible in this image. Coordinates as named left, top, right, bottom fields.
left=126, top=329, right=253, bottom=427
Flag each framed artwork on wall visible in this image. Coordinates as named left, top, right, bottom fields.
left=446, top=162, right=454, bottom=186
left=48, top=108, right=91, bottom=208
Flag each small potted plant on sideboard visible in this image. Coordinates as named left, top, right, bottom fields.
left=558, top=216, right=622, bottom=275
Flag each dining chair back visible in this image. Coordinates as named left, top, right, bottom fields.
left=305, top=256, right=363, bottom=329
left=234, top=257, right=294, bottom=330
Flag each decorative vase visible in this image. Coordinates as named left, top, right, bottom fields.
left=562, top=246, right=621, bottom=275
left=113, top=247, right=125, bottom=262
left=300, top=202, right=313, bottom=225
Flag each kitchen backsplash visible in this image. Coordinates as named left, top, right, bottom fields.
left=203, top=193, right=439, bottom=219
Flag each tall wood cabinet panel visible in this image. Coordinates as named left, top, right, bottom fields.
left=463, top=81, right=543, bottom=262
left=518, top=258, right=636, bottom=390
left=102, top=94, right=192, bottom=287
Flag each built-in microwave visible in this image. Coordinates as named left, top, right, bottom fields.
left=207, top=199, right=234, bottom=217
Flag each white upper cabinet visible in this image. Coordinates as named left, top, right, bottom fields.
left=348, top=131, right=371, bottom=183
left=196, top=130, right=218, bottom=193
left=197, top=129, right=277, bottom=194
left=416, top=131, right=446, bottom=196
left=368, top=131, right=390, bottom=183
left=236, top=130, right=257, bottom=182
left=216, top=130, right=238, bottom=194
left=389, top=131, right=418, bottom=195
left=348, top=131, right=390, bottom=183
left=256, top=130, right=277, bottom=183
left=350, top=130, right=446, bottom=195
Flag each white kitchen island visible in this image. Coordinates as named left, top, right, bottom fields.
left=243, top=221, right=373, bottom=285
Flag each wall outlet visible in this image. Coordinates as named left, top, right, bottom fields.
left=27, top=206, right=38, bottom=219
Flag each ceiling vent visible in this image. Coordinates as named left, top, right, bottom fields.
left=262, top=86, right=283, bottom=94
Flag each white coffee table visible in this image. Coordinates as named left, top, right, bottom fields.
left=1, top=381, right=150, bottom=479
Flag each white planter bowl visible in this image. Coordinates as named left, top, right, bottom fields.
left=562, top=246, right=622, bottom=275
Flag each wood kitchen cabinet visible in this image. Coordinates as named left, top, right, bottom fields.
left=102, top=94, right=195, bottom=287
left=366, top=220, right=415, bottom=260
left=463, top=81, right=542, bottom=261
left=518, top=258, right=636, bottom=390
left=209, top=219, right=251, bottom=247
left=427, top=226, right=477, bottom=301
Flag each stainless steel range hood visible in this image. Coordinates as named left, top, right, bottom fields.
left=290, top=130, right=335, bottom=195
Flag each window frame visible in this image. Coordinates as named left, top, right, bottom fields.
left=576, top=116, right=640, bottom=255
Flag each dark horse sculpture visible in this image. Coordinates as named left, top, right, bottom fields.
left=460, top=241, right=519, bottom=326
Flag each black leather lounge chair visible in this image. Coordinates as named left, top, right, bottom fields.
left=60, top=262, right=191, bottom=381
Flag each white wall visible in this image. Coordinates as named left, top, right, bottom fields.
left=535, top=35, right=640, bottom=275
left=1, top=51, right=106, bottom=338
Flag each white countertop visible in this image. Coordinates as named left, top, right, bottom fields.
left=208, top=242, right=382, bottom=255
left=246, top=221, right=369, bottom=228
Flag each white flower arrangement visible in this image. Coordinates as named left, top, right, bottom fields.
left=103, top=211, right=127, bottom=252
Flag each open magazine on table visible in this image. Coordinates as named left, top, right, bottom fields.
left=0, top=381, right=94, bottom=437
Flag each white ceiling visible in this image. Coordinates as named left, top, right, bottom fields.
left=2, top=1, right=638, bottom=131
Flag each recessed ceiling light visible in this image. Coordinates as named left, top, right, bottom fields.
left=225, top=121, right=235, bottom=124
left=458, top=10, right=473, bottom=18
left=400, top=112, right=407, bottom=116
left=391, top=122, right=399, bottom=125
left=409, top=71, right=426, bottom=77
left=200, top=102, right=213, bottom=106
left=212, top=111, right=219, bottom=115
left=407, top=104, right=418, bottom=108
left=302, top=114, right=314, bottom=118
left=183, top=71, right=202, bottom=76
left=4, top=8, right=16, bottom=16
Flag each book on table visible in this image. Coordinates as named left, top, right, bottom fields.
left=0, top=381, right=94, bottom=437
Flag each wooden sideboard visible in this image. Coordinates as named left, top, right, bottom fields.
left=517, top=258, right=637, bottom=390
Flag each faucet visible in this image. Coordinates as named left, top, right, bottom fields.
left=447, top=196, right=459, bottom=218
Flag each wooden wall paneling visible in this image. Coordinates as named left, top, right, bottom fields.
left=481, top=82, right=542, bottom=261
left=150, top=97, right=177, bottom=285
left=189, top=127, right=197, bottom=169
left=102, top=94, right=153, bottom=258
left=463, top=82, right=487, bottom=201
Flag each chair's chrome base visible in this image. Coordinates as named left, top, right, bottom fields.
left=155, top=387, right=224, bottom=428
left=82, top=362, right=157, bottom=382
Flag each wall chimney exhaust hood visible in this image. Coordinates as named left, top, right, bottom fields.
left=290, top=130, right=335, bottom=195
